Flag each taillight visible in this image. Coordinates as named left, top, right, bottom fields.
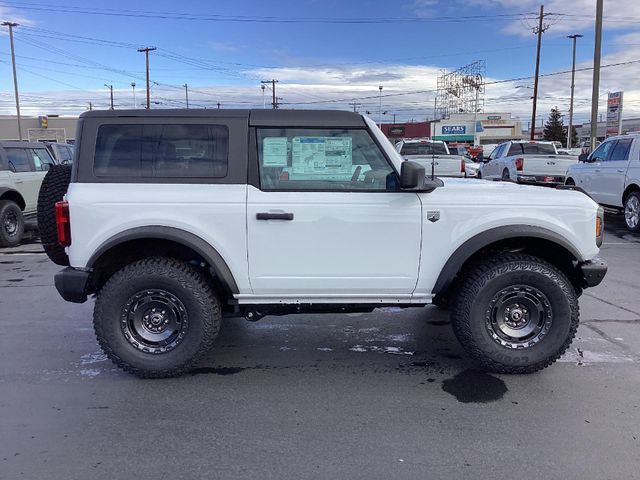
left=461, top=159, right=466, bottom=173
left=515, top=157, right=524, bottom=171
left=55, top=200, right=71, bottom=247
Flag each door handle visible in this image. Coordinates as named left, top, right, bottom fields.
left=256, top=212, right=294, bottom=221
left=617, top=169, right=625, bottom=173
left=594, top=169, right=601, bottom=173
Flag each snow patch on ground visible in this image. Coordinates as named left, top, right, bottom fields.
left=79, top=369, right=101, bottom=377
left=316, top=347, right=333, bottom=352
left=349, top=345, right=414, bottom=355
left=78, top=351, right=108, bottom=365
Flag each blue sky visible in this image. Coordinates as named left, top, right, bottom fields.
left=0, top=0, right=638, bottom=123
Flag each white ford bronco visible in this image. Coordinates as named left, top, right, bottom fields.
left=42, top=109, right=607, bottom=378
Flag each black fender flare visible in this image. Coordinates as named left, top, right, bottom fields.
left=87, top=226, right=239, bottom=293
left=432, top=225, right=583, bottom=295
left=0, top=187, right=26, bottom=210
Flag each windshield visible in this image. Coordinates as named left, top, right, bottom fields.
left=401, top=142, right=448, bottom=156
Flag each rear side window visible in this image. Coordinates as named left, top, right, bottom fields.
left=607, top=138, right=632, bottom=162
left=4, top=148, right=32, bottom=172
left=94, top=124, right=229, bottom=178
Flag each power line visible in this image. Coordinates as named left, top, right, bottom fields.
left=0, top=2, right=539, bottom=23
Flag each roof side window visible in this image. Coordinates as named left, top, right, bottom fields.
left=94, top=124, right=229, bottom=178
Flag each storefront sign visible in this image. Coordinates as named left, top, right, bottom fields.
left=442, top=125, right=466, bottom=135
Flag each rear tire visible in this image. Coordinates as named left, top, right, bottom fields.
left=450, top=253, right=579, bottom=374
left=93, top=257, right=221, bottom=378
left=0, top=200, right=24, bottom=247
left=565, top=178, right=575, bottom=186
left=624, top=191, right=640, bottom=233
left=502, top=169, right=510, bottom=181
left=37, top=164, right=72, bottom=265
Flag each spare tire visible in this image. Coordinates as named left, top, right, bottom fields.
left=37, top=164, right=72, bottom=266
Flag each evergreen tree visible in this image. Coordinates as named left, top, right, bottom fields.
left=543, top=107, right=565, bottom=145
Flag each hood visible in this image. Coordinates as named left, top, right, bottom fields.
left=430, top=177, right=598, bottom=209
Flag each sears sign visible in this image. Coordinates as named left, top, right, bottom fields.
left=442, top=125, right=466, bottom=135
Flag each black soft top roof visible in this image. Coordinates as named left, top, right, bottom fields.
left=79, top=109, right=367, bottom=128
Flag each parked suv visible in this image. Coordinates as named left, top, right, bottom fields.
left=0, top=141, right=56, bottom=246
left=566, top=133, right=640, bottom=232
left=43, top=109, right=607, bottom=378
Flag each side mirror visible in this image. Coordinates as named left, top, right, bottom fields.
left=42, top=163, right=51, bottom=171
left=400, top=161, right=426, bottom=189
left=578, top=153, right=588, bottom=162
left=400, top=161, right=443, bottom=192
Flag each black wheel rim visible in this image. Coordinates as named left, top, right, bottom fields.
left=120, top=289, right=188, bottom=354
left=3, top=210, right=18, bottom=236
left=485, top=285, right=552, bottom=349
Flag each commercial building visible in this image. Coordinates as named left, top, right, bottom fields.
left=0, top=115, right=78, bottom=143
left=430, top=113, right=523, bottom=145
left=380, top=121, right=430, bottom=140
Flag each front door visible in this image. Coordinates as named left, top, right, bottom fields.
left=598, top=138, right=632, bottom=207
left=247, top=126, right=422, bottom=299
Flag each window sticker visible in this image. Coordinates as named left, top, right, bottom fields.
left=290, top=137, right=353, bottom=179
left=262, top=137, right=288, bottom=166
left=292, top=137, right=326, bottom=173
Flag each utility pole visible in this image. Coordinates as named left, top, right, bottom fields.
left=590, top=0, right=603, bottom=151
left=567, top=34, right=583, bottom=148
left=530, top=5, right=549, bottom=140
left=3, top=22, right=22, bottom=141
left=183, top=83, right=189, bottom=108
left=349, top=101, right=361, bottom=113
left=104, top=84, right=114, bottom=109
left=261, top=80, right=278, bottom=109
left=131, top=82, right=136, bottom=109
left=138, top=46, right=156, bottom=109
left=88, top=102, right=93, bottom=111
left=378, top=86, right=383, bottom=128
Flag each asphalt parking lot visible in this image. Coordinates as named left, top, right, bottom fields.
left=1, top=213, right=639, bottom=480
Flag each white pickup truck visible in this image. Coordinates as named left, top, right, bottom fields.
left=395, top=139, right=469, bottom=178
left=479, top=140, right=578, bottom=185
left=565, top=133, right=640, bottom=232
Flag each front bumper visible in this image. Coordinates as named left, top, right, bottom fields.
left=55, top=267, right=90, bottom=303
left=577, top=258, right=608, bottom=288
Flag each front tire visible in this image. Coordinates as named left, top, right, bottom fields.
left=0, top=200, right=24, bottom=247
left=624, top=191, right=640, bottom=233
left=451, top=253, right=579, bottom=374
left=94, top=257, right=221, bottom=378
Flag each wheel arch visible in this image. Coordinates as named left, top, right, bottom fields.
left=87, top=226, right=239, bottom=298
left=0, top=187, right=26, bottom=210
left=433, top=225, right=583, bottom=297
left=622, top=183, right=640, bottom=203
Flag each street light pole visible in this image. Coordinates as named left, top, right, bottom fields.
left=378, top=86, right=383, bottom=128
left=3, top=22, right=22, bottom=141
left=131, top=82, right=136, bottom=109
left=566, top=34, right=582, bottom=149
left=183, top=83, right=189, bottom=109
left=261, top=84, right=266, bottom=109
